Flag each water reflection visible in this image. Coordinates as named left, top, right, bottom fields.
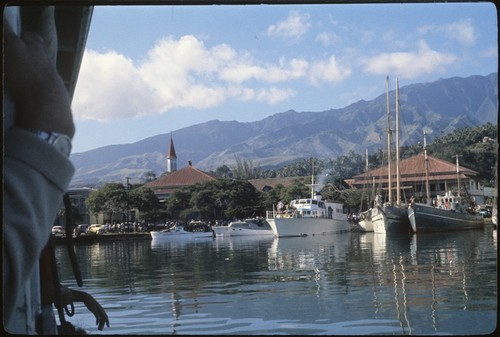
left=54, top=229, right=496, bottom=335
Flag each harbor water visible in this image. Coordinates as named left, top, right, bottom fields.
left=54, top=228, right=497, bottom=335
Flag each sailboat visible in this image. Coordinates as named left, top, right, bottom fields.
left=371, top=77, right=411, bottom=234
left=407, top=135, right=484, bottom=232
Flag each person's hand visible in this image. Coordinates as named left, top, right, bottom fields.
left=3, top=21, right=75, bottom=138
left=70, top=289, right=110, bottom=330
left=81, top=292, right=110, bottom=330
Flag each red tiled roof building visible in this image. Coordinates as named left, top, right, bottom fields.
left=345, top=153, right=486, bottom=203
left=145, top=135, right=215, bottom=202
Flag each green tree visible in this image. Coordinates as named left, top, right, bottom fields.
left=280, top=178, right=310, bottom=204
left=87, top=182, right=127, bottom=223
left=230, top=157, right=261, bottom=179
left=144, top=171, right=157, bottom=182
left=327, top=150, right=364, bottom=180
left=165, top=189, right=192, bottom=219
left=166, top=179, right=264, bottom=221
left=261, top=184, right=285, bottom=211
left=223, top=179, right=263, bottom=219
left=129, top=185, right=162, bottom=222
left=212, top=165, right=232, bottom=178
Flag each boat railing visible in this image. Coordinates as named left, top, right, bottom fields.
left=267, top=210, right=299, bottom=219
left=266, top=210, right=331, bottom=219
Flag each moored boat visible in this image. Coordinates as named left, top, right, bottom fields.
left=408, top=192, right=484, bottom=233
left=358, top=210, right=374, bottom=232
left=266, top=194, right=351, bottom=237
left=213, top=218, right=274, bottom=236
left=407, top=135, right=484, bottom=233
left=371, top=77, right=410, bottom=234
left=372, top=202, right=412, bottom=234
left=150, top=221, right=215, bottom=240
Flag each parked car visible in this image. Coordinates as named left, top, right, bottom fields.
left=88, top=224, right=106, bottom=235
left=52, top=226, right=64, bottom=237
left=75, top=224, right=89, bottom=235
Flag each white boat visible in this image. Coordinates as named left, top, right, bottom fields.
left=371, top=200, right=411, bottom=234
left=358, top=209, right=374, bottom=232
left=266, top=194, right=351, bottom=237
left=213, top=218, right=274, bottom=236
left=150, top=221, right=215, bottom=240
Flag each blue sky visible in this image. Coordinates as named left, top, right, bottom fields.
left=71, top=3, right=497, bottom=153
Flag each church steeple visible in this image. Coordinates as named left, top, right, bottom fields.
left=167, top=133, right=177, bottom=173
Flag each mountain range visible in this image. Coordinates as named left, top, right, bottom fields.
left=70, top=72, right=498, bottom=187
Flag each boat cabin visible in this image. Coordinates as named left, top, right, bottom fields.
left=290, top=198, right=328, bottom=218
left=436, top=191, right=472, bottom=214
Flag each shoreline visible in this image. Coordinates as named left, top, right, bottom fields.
left=53, top=232, right=152, bottom=244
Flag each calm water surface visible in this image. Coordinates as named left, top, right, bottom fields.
left=55, top=227, right=497, bottom=335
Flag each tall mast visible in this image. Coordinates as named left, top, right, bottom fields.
left=365, top=148, right=370, bottom=207
left=386, top=76, right=392, bottom=203
left=456, top=154, right=461, bottom=197
left=396, top=78, right=401, bottom=205
left=424, top=130, right=431, bottom=205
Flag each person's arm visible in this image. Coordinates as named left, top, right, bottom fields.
left=2, top=20, right=75, bottom=327
left=60, top=288, right=110, bottom=331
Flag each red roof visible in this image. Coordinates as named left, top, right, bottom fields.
left=145, top=165, right=215, bottom=190
left=350, top=153, right=478, bottom=185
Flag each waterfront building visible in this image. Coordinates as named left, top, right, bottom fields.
left=144, top=135, right=216, bottom=203
left=146, top=161, right=216, bottom=203
left=345, top=153, right=491, bottom=205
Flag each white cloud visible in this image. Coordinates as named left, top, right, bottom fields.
left=72, top=33, right=353, bottom=122
left=315, top=31, right=340, bottom=46
left=72, top=50, right=160, bottom=121
left=267, top=11, right=310, bottom=39
left=418, top=19, right=476, bottom=46
left=361, top=40, right=457, bottom=79
left=255, top=87, right=296, bottom=104
left=309, top=56, right=351, bottom=85
left=445, top=19, right=475, bottom=46
left=73, top=39, right=291, bottom=121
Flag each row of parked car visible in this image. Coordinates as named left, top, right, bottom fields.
left=51, top=224, right=106, bottom=237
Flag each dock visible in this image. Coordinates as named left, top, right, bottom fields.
left=53, top=232, right=152, bottom=244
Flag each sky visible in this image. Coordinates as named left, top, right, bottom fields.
left=71, top=2, right=497, bottom=153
